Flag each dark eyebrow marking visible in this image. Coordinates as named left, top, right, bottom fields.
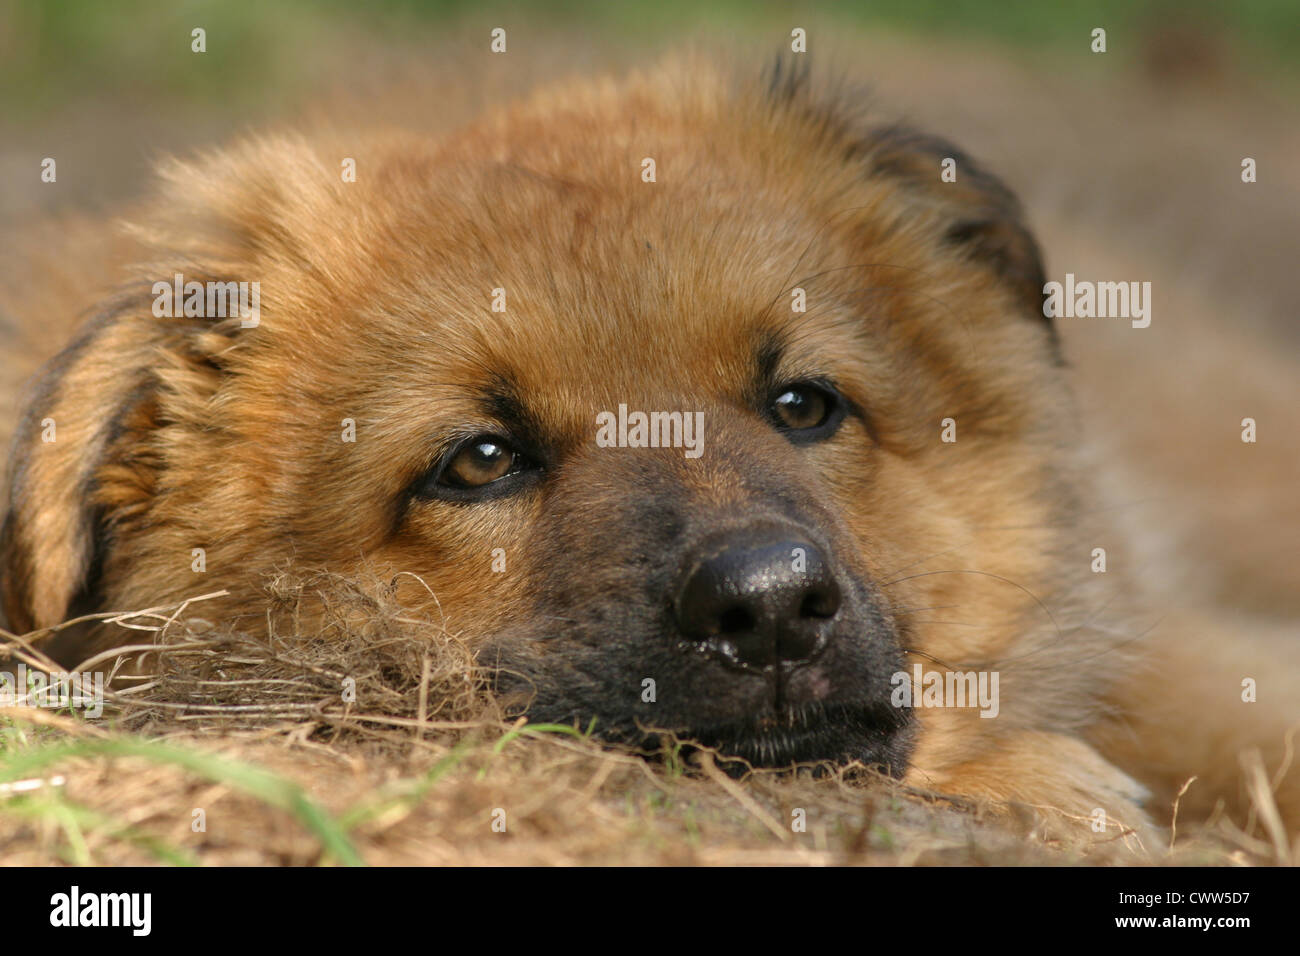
left=475, top=374, right=542, bottom=444
left=753, top=329, right=788, bottom=403
left=756, top=333, right=784, bottom=382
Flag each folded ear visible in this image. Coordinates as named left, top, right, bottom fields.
left=862, top=124, right=1050, bottom=326
left=1, top=135, right=332, bottom=637
left=0, top=297, right=165, bottom=634
left=1, top=292, right=243, bottom=638
left=763, top=59, right=1051, bottom=345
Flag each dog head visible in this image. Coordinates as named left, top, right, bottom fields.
left=2, top=58, right=1081, bottom=773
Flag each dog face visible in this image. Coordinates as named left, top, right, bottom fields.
left=2, top=59, right=1087, bottom=777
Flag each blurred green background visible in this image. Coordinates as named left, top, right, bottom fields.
left=3, top=0, right=1298, bottom=118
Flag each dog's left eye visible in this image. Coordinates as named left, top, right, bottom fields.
left=767, top=382, right=845, bottom=441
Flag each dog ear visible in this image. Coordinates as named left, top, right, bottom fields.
left=762, top=59, right=1051, bottom=341
left=0, top=136, right=335, bottom=637
left=0, top=297, right=168, bottom=634
left=861, top=124, right=1050, bottom=326
left=0, top=289, right=245, bottom=638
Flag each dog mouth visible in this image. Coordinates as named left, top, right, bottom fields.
left=652, top=700, right=912, bottom=772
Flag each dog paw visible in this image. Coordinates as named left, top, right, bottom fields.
left=906, top=731, right=1163, bottom=856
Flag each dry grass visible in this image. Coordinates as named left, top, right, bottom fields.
left=0, top=575, right=1283, bottom=867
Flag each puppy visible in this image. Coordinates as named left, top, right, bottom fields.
left=2, top=55, right=1295, bottom=846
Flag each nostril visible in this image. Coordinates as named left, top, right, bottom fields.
left=718, top=605, right=754, bottom=635
left=799, top=587, right=839, bottom=620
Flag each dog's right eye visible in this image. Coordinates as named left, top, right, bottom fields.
left=411, top=432, right=544, bottom=504
left=439, top=436, right=527, bottom=489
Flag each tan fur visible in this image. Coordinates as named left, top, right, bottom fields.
left=1, top=55, right=1295, bottom=850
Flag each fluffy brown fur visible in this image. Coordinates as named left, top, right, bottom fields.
left=2, top=54, right=1295, bottom=850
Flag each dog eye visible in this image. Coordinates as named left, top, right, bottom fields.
left=768, top=383, right=844, bottom=441
left=439, top=437, right=526, bottom=489
left=772, top=386, right=827, bottom=429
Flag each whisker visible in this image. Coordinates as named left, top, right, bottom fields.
left=756, top=204, right=880, bottom=328
left=882, top=568, right=1062, bottom=643
left=1032, top=615, right=1167, bottom=670
left=898, top=648, right=964, bottom=671
left=880, top=547, right=965, bottom=581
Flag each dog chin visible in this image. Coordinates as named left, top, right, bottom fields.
left=652, top=701, right=915, bottom=774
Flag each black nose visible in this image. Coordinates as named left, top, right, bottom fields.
left=675, top=528, right=842, bottom=670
